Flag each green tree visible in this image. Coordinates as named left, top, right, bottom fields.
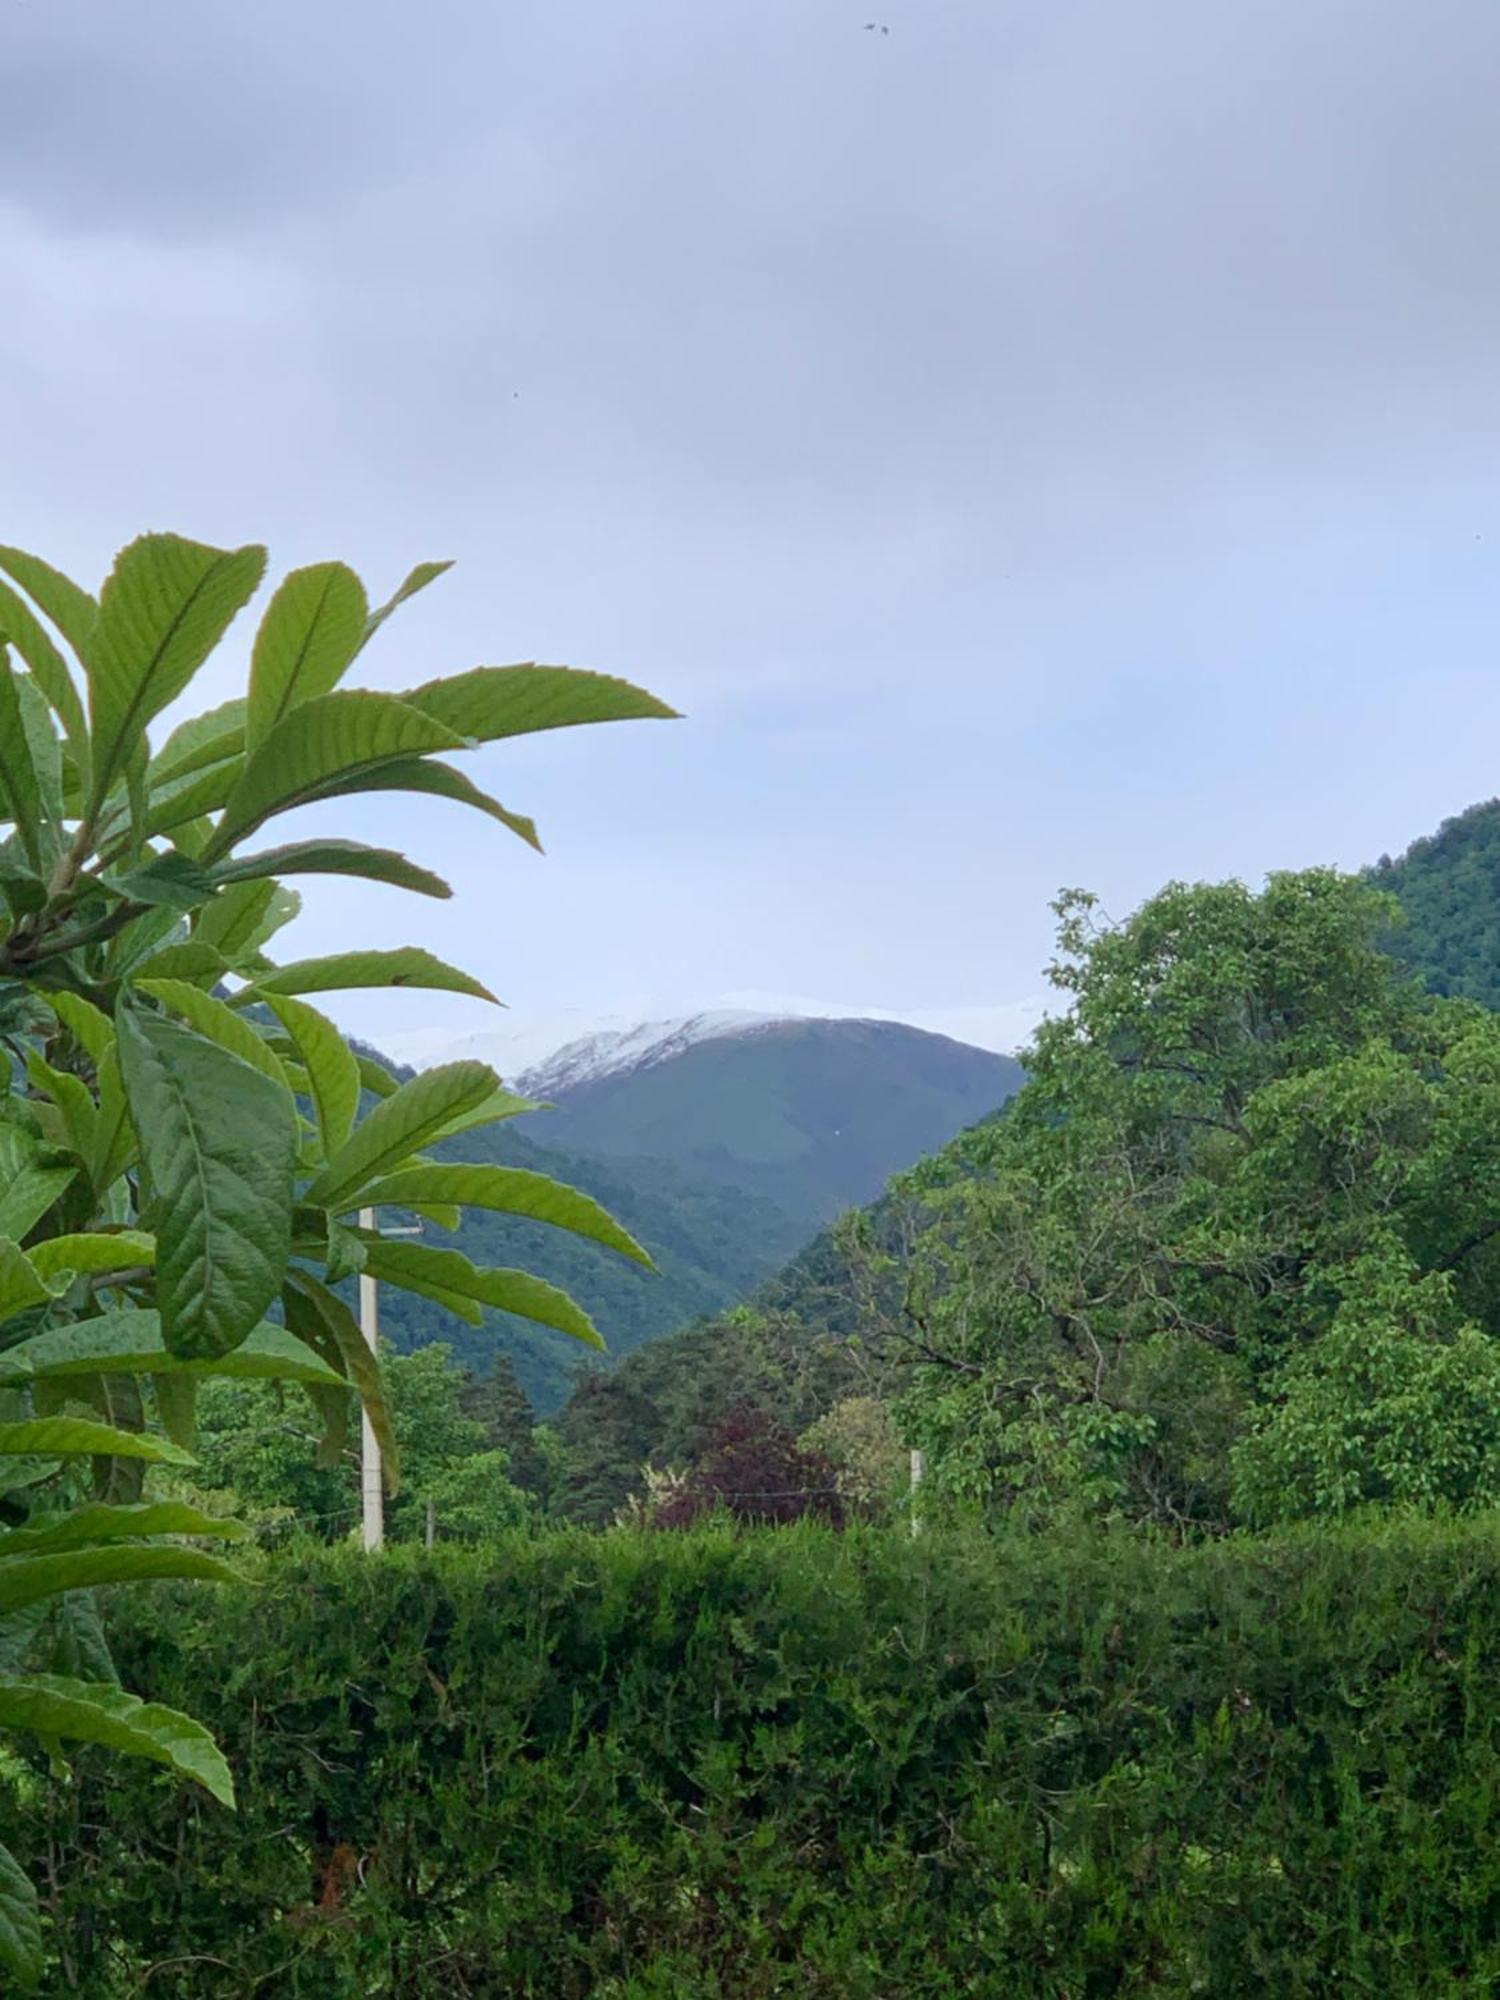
left=0, top=531, right=670, bottom=1985
left=889, top=871, right=1500, bottom=1530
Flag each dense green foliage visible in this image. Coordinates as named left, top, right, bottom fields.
left=0, top=531, right=668, bottom=1982
left=1374, top=797, right=1500, bottom=1006
left=180, top=1344, right=537, bottom=1542
left=557, top=867, right=1500, bottom=1537
left=375, top=1119, right=806, bottom=1411
left=14, top=1521, right=1500, bottom=1994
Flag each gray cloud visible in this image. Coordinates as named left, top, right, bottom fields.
left=3, top=0, right=1499, bottom=1048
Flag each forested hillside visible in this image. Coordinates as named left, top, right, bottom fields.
left=370, top=1017, right=1020, bottom=1407
left=519, top=1017, right=1021, bottom=1221
left=1375, top=798, right=1500, bottom=1006
left=558, top=864, right=1500, bottom=1527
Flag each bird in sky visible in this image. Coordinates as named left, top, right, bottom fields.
left=864, top=23, right=890, bottom=34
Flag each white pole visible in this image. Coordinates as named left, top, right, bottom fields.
left=359, top=1206, right=384, bottom=1551
left=909, top=1447, right=925, bottom=1538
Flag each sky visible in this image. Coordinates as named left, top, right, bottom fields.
left=4, top=0, right=1500, bottom=1064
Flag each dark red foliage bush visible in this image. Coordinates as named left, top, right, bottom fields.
left=652, top=1403, right=844, bottom=1528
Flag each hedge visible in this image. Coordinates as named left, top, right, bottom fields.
left=18, top=1516, right=1500, bottom=1995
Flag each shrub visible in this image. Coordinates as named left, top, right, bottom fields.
left=20, top=1516, right=1500, bottom=1994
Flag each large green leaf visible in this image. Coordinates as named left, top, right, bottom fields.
left=45, top=989, right=114, bottom=1064
left=282, top=1272, right=400, bottom=1490
left=0, top=1240, right=64, bottom=1327
left=0, top=1312, right=341, bottom=1387
left=358, top=558, right=452, bottom=653
left=0, top=1547, right=238, bottom=1615
left=0, top=1127, right=76, bottom=1243
left=247, top=947, right=497, bottom=1004
left=399, top=663, right=677, bottom=742
left=0, top=651, right=43, bottom=870
left=0, top=1838, right=40, bottom=1992
left=362, top=1163, right=652, bottom=1265
left=0, top=575, right=87, bottom=745
left=15, top=674, right=65, bottom=828
left=116, top=1005, right=296, bottom=1358
left=0, top=1673, right=234, bottom=1804
left=25, top=1050, right=99, bottom=1164
left=305, top=1062, right=502, bottom=1211
left=213, top=838, right=451, bottom=899
left=264, top=993, right=360, bottom=1157
left=302, top=756, right=542, bottom=851
left=0, top=1501, right=247, bottom=1557
left=0, top=1418, right=194, bottom=1462
left=246, top=561, right=367, bottom=747
left=0, top=547, right=98, bottom=661
left=192, top=877, right=279, bottom=962
left=87, top=534, right=266, bottom=813
left=148, top=697, right=245, bottom=789
left=134, top=977, right=290, bottom=1086
left=361, top=1239, right=603, bottom=1348
left=26, top=1232, right=155, bottom=1282
left=141, top=753, right=244, bottom=840
left=89, top=1046, right=135, bottom=1194
left=207, top=690, right=468, bottom=854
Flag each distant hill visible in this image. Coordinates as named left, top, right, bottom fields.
left=514, top=1015, right=1023, bottom=1224
left=370, top=1014, right=1023, bottom=1409
left=1374, top=800, right=1500, bottom=1008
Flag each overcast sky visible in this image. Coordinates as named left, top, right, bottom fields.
left=5, top=0, right=1499, bottom=1060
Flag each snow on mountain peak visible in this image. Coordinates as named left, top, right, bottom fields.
left=516, top=1010, right=787, bottom=1097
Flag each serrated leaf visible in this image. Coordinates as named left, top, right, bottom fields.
left=264, top=994, right=359, bottom=1157
left=0, top=571, right=87, bottom=747
left=0, top=1418, right=193, bottom=1462
left=87, top=534, right=266, bottom=812
left=306, top=1062, right=501, bottom=1211
left=0, top=1501, right=247, bottom=1557
left=399, top=663, right=678, bottom=742
left=360, top=1239, right=603, bottom=1348
left=0, top=547, right=98, bottom=662
left=282, top=1271, right=399, bottom=1491
left=208, top=690, right=468, bottom=854
left=149, top=697, right=245, bottom=789
left=213, top=838, right=451, bottom=899
left=141, top=754, right=244, bottom=840
left=305, top=756, right=542, bottom=851
left=0, top=1838, right=40, bottom=1992
left=358, top=558, right=452, bottom=653
left=247, top=947, right=497, bottom=1004
left=14, top=673, right=64, bottom=827
left=246, top=561, right=367, bottom=747
left=0, top=1672, right=234, bottom=1804
left=0, top=650, right=43, bottom=869
left=364, top=1163, right=651, bottom=1265
left=134, top=978, right=290, bottom=1087
left=0, top=1311, right=341, bottom=1387
left=116, top=1006, right=296, bottom=1358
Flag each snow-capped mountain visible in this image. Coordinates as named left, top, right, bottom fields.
left=379, top=993, right=1045, bottom=1088
left=517, top=1011, right=787, bottom=1097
